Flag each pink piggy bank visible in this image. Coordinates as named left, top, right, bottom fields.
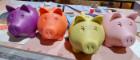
left=103, top=12, right=138, bottom=50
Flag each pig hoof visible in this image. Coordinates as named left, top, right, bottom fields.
left=72, top=48, right=80, bottom=53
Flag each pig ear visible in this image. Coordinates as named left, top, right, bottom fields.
left=20, top=5, right=30, bottom=13
left=127, top=12, right=138, bottom=21
left=53, top=8, right=62, bottom=16
left=74, top=16, right=85, bottom=25
left=6, top=5, right=15, bottom=12
left=111, top=12, right=121, bottom=21
left=39, top=7, right=49, bottom=15
left=92, top=16, right=103, bottom=25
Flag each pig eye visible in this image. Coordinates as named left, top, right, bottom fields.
left=118, top=22, right=122, bottom=27
left=9, top=14, right=14, bottom=19
left=129, top=22, right=132, bottom=26
left=55, top=17, right=58, bottom=20
left=93, top=26, right=97, bottom=31
left=44, top=17, right=47, bottom=20
left=81, top=26, right=85, bottom=31
left=21, top=14, right=24, bottom=18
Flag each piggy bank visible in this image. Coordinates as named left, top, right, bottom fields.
left=69, top=13, right=105, bottom=54
left=103, top=12, right=138, bottom=49
left=6, top=5, right=39, bottom=38
left=37, top=7, right=68, bottom=45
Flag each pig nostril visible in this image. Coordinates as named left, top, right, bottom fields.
left=124, top=37, right=135, bottom=47
left=129, top=37, right=133, bottom=42
left=127, top=39, right=129, bottom=42
left=45, top=30, right=53, bottom=38
left=127, top=37, right=134, bottom=43
left=87, top=45, right=91, bottom=49
left=46, top=31, right=51, bottom=35
left=87, top=44, right=94, bottom=51
left=131, top=39, right=133, bottom=42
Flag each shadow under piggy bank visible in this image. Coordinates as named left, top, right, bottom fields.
left=108, top=46, right=127, bottom=54
left=7, top=32, right=27, bottom=42
left=36, top=32, right=58, bottom=46
left=64, top=39, right=92, bottom=60
left=99, top=46, right=140, bottom=60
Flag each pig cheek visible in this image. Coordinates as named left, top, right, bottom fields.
left=130, top=23, right=137, bottom=35
left=127, top=19, right=137, bottom=33
left=56, top=23, right=64, bottom=36
left=38, top=18, right=46, bottom=34
left=7, top=15, right=14, bottom=24
left=8, top=18, right=21, bottom=36
left=50, top=19, right=63, bottom=37
left=106, top=35, right=123, bottom=47
left=109, top=23, right=122, bottom=37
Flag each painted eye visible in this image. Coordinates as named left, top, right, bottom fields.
left=55, top=17, right=58, bottom=20
left=81, top=26, right=85, bottom=31
left=21, top=14, right=24, bottom=18
left=9, top=14, right=14, bottom=19
left=118, top=22, right=122, bottom=27
left=93, top=26, right=97, bottom=31
left=44, top=17, right=47, bottom=20
left=129, top=22, right=132, bottom=26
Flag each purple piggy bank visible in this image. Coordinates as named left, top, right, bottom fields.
left=103, top=12, right=138, bottom=49
left=6, top=5, right=39, bottom=38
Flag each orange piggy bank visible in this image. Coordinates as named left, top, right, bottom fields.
left=37, top=7, right=68, bottom=45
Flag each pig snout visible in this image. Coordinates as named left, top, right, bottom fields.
left=43, top=28, right=57, bottom=39
left=9, top=25, right=19, bottom=36
left=82, top=42, right=97, bottom=54
left=122, top=35, right=135, bottom=47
